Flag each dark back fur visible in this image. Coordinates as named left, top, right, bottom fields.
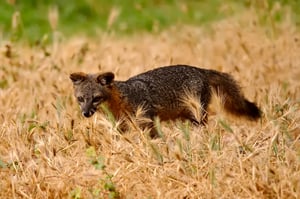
left=114, top=65, right=261, bottom=121
left=115, top=65, right=212, bottom=121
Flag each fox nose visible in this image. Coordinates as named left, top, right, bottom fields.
left=83, top=111, right=92, bottom=117
left=82, top=109, right=95, bottom=117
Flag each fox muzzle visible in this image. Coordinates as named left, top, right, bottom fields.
left=82, top=109, right=96, bottom=117
left=81, top=103, right=97, bottom=118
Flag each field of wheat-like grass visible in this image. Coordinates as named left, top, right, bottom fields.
left=1, top=13, right=300, bottom=198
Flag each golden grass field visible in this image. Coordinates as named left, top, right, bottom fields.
left=1, top=13, right=300, bottom=198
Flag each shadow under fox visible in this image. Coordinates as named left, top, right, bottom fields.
left=70, top=65, right=261, bottom=137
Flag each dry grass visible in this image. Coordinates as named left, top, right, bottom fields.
left=1, top=13, right=300, bottom=198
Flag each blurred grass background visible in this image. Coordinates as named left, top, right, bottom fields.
left=0, top=0, right=299, bottom=42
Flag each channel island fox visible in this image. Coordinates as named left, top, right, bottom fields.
left=70, top=65, right=261, bottom=137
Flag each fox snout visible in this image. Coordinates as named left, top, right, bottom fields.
left=78, top=99, right=102, bottom=118
left=82, top=110, right=95, bottom=117
left=82, top=107, right=96, bottom=118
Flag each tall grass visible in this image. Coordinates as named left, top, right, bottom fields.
left=1, top=0, right=300, bottom=42
left=0, top=7, right=300, bottom=199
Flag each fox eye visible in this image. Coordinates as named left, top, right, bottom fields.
left=92, top=96, right=102, bottom=103
left=77, top=96, right=84, bottom=102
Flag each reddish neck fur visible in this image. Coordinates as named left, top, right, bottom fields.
left=104, top=86, right=132, bottom=119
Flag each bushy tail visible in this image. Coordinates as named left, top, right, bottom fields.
left=207, top=70, right=261, bottom=120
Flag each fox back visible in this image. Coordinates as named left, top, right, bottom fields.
left=118, top=66, right=212, bottom=121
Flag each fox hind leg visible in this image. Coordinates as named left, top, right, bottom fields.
left=199, top=88, right=211, bottom=126
left=181, top=100, right=210, bottom=126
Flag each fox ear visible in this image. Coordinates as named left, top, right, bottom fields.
left=96, top=72, right=115, bottom=86
left=70, top=72, right=87, bottom=84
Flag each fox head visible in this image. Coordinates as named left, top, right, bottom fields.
left=69, top=72, right=115, bottom=117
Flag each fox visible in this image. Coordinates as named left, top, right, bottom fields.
left=70, top=65, right=261, bottom=138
